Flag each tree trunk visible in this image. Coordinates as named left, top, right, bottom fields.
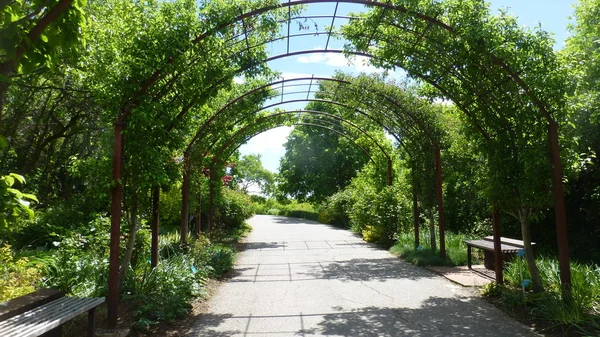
left=518, top=207, right=543, bottom=293
left=119, top=193, right=140, bottom=290
left=195, top=192, right=202, bottom=238
left=428, top=208, right=436, bottom=251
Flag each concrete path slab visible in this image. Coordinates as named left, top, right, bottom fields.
left=425, top=265, right=494, bottom=287
left=187, top=215, right=538, bottom=337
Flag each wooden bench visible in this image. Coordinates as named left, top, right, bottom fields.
left=464, top=236, right=535, bottom=270
left=0, top=288, right=104, bottom=337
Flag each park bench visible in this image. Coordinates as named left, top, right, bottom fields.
left=0, top=288, right=104, bottom=337
left=464, top=236, right=535, bottom=270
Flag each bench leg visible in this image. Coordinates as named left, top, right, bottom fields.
left=467, top=246, right=472, bottom=269
left=88, top=307, right=96, bottom=337
left=41, top=326, right=61, bottom=337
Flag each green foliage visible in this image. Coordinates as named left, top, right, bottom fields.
left=0, top=0, right=87, bottom=74
left=480, top=281, right=502, bottom=297
left=0, top=245, right=43, bottom=302
left=319, top=189, right=353, bottom=228
left=16, top=200, right=108, bottom=249
left=252, top=198, right=319, bottom=220
left=504, top=256, right=600, bottom=333
left=125, top=255, right=202, bottom=331
left=214, top=188, right=255, bottom=231
left=0, top=173, right=37, bottom=240
left=233, top=154, right=275, bottom=195
left=390, top=231, right=475, bottom=267
left=277, top=100, right=373, bottom=203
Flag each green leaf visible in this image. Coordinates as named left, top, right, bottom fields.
left=8, top=173, right=25, bottom=184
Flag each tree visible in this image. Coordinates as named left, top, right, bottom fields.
left=0, top=0, right=86, bottom=120
left=559, top=0, right=600, bottom=262
left=278, top=120, right=369, bottom=203
left=233, top=154, right=274, bottom=195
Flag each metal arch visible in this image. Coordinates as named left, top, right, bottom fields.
left=109, top=1, right=572, bottom=325
left=204, top=120, right=382, bottom=231
left=185, top=76, right=437, bottom=153
left=204, top=109, right=393, bottom=165
left=193, top=98, right=419, bottom=159
left=156, top=0, right=550, bottom=123
left=191, top=97, right=408, bottom=152
left=213, top=122, right=377, bottom=168
left=173, top=50, right=485, bottom=145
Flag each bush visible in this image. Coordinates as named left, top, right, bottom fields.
left=390, top=230, right=475, bottom=266
left=15, top=199, right=105, bottom=249
left=504, top=256, right=600, bottom=334
left=215, top=188, right=254, bottom=231
left=348, top=185, right=410, bottom=247
left=320, top=189, right=353, bottom=228
left=126, top=255, right=205, bottom=330
left=253, top=198, right=319, bottom=220
left=39, top=242, right=108, bottom=298
left=0, top=245, right=43, bottom=301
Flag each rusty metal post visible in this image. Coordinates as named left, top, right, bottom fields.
left=548, top=121, right=571, bottom=291
left=413, top=182, right=419, bottom=248
left=151, top=186, right=160, bottom=268
left=387, top=159, right=393, bottom=186
left=180, top=151, right=190, bottom=245
left=435, top=148, right=446, bottom=259
left=492, top=206, right=503, bottom=284
left=108, top=122, right=124, bottom=329
left=195, top=191, right=202, bottom=238
left=208, top=165, right=215, bottom=232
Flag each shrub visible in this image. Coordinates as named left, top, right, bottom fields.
left=266, top=208, right=281, bottom=215
left=126, top=255, right=205, bottom=331
left=320, top=189, right=353, bottom=228
left=215, top=188, right=254, bottom=231
left=504, top=256, right=600, bottom=334
left=348, top=185, right=410, bottom=247
left=390, top=230, right=475, bottom=266
left=0, top=245, right=43, bottom=301
left=39, top=244, right=108, bottom=298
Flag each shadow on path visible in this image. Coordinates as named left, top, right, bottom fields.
left=189, top=297, right=532, bottom=337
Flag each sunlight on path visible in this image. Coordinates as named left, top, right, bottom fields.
left=187, top=215, right=538, bottom=337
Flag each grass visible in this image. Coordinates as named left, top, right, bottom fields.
left=390, top=230, right=477, bottom=266
left=254, top=200, right=319, bottom=221
left=501, top=256, right=600, bottom=335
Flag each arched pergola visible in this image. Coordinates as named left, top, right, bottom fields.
left=106, top=0, right=571, bottom=327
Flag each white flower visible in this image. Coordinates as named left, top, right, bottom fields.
left=52, top=241, right=60, bottom=247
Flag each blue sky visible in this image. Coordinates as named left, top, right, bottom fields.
left=239, top=0, right=578, bottom=173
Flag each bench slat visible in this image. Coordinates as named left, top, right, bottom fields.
left=0, top=297, right=104, bottom=337
left=483, top=236, right=535, bottom=247
left=0, top=288, right=63, bottom=322
left=464, top=239, right=522, bottom=253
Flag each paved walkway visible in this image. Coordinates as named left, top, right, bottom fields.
left=188, top=215, right=537, bottom=337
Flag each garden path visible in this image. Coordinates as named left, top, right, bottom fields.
left=187, top=215, right=538, bottom=337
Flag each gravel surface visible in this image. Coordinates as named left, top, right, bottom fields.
left=187, top=215, right=539, bottom=337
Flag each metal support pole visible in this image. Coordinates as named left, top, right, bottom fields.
left=180, top=151, right=190, bottom=245
left=412, top=179, right=419, bottom=248
left=195, top=192, right=202, bottom=238
left=492, top=206, right=503, bottom=284
left=387, top=159, right=393, bottom=186
left=435, top=148, right=446, bottom=259
left=208, top=165, right=215, bottom=232
left=151, top=186, right=160, bottom=268
left=548, top=121, right=571, bottom=291
left=108, top=122, right=124, bottom=329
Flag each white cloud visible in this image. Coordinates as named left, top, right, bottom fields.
left=239, top=126, right=292, bottom=153
left=239, top=126, right=293, bottom=173
left=296, top=53, right=385, bottom=73
left=278, top=72, right=315, bottom=80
